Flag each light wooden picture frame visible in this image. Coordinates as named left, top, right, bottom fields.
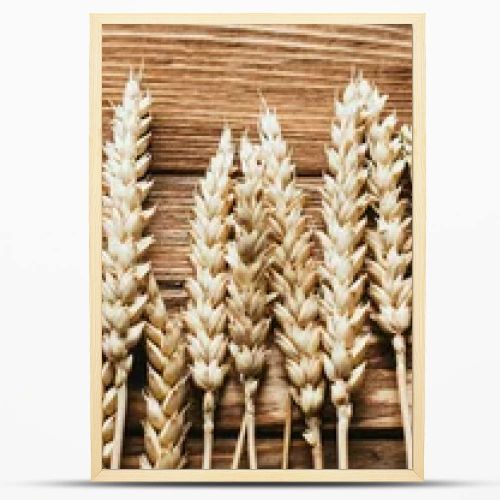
left=89, top=12, right=425, bottom=482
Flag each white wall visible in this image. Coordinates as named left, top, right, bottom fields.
left=1, top=1, right=499, bottom=499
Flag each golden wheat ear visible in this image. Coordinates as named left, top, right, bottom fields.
left=318, top=73, right=386, bottom=470
left=184, top=126, right=234, bottom=469
left=226, top=132, right=274, bottom=470
left=257, top=99, right=325, bottom=469
left=367, top=113, right=413, bottom=469
left=101, top=70, right=153, bottom=469
left=140, top=274, right=190, bottom=469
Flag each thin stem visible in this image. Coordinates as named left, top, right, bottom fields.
left=393, top=335, right=413, bottom=469
left=110, top=383, right=127, bottom=470
left=305, top=415, right=323, bottom=469
left=246, top=402, right=257, bottom=469
left=231, top=413, right=247, bottom=469
left=244, top=379, right=258, bottom=470
left=282, top=393, right=291, bottom=469
left=336, top=404, right=351, bottom=470
left=202, top=391, right=215, bottom=470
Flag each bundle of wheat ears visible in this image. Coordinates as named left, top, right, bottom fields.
left=101, top=70, right=413, bottom=470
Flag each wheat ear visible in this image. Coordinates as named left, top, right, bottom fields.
left=139, top=274, right=190, bottom=468
left=367, top=113, right=413, bottom=469
left=318, top=74, right=386, bottom=469
left=185, top=127, right=234, bottom=469
left=227, top=134, right=274, bottom=470
left=101, top=70, right=153, bottom=469
left=258, top=101, right=324, bottom=469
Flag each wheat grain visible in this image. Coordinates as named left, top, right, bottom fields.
left=185, top=126, right=234, bottom=469
left=367, top=113, right=413, bottom=468
left=226, top=133, right=274, bottom=469
left=139, top=274, right=190, bottom=469
left=318, top=74, right=386, bottom=469
left=400, top=124, right=413, bottom=181
left=258, top=100, right=324, bottom=469
left=101, top=70, right=153, bottom=469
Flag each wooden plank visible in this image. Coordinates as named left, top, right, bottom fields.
left=122, top=436, right=406, bottom=469
left=102, top=24, right=412, bottom=174
left=101, top=22, right=415, bottom=472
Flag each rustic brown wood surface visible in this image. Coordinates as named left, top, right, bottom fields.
left=122, top=437, right=406, bottom=470
left=102, top=23, right=413, bottom=470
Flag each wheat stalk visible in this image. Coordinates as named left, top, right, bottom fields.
left=318, top=74, right=386, bottom=469
left=258, top=100, right=324, bottom=469
left=101, top=70, right=153, bottom=469
left=140, top=274, right=190, bottom=468
left=226, top=134, right=274, bottom=470
left=185, top=126, right=234, bottom=469
left=367, top=113, right=413, bottom=468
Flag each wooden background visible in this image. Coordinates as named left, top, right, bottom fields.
left=101, top=23, right=413, bottom=469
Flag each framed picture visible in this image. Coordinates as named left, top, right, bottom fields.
left=89, top=13, right=425, bottom=482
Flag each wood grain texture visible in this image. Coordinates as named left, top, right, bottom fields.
left=122, top=437, right=406, bottom=469
left=102, top=24, right=412, bottom=174
left=101, top=23, right=413, bottom=470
